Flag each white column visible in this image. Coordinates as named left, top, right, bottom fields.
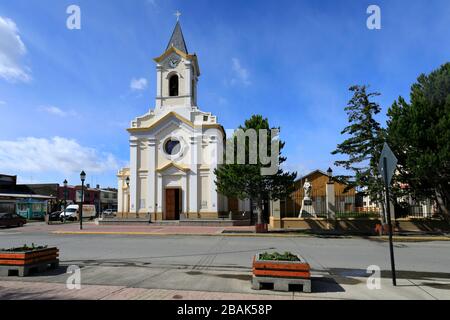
left=117, top=176, right=124, bottom=213
left=157, top=173, right=163, bottom=215
left=326, top=182, right=336, bottom=220
left=271, top=200, right=281, bottom=219
left=156, top=64, right=163, bottom=108
left=147, top=138, right=156, bottom=214
left=124, top=190, right=129, bottom=214
left=188, top=133, right=199, bottom=214
left=182, top=174, right=187, bottom=214
left=129, top=138, right=138, bottom=214
left=184, top=61, right=192, bottom=106
left=209, top=134, right=218, bottom=212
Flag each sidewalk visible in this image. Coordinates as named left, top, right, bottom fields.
left=15, top=222, right=450, bottom=241
left=0, top=280, right=302, bottom=300
left=1, top=273, right=449, bottom=300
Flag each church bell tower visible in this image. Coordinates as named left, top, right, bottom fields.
left=154, top=20, right=200, bottom=110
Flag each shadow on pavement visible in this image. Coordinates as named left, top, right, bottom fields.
left=311, top=277, right=346, bottom=293
left=328, top=267, right=450, bottom=282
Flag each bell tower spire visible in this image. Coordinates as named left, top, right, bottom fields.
left=166, top=15, right=188, bottom=54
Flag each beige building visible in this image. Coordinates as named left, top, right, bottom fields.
left=117, top=21, right=236, bottom=220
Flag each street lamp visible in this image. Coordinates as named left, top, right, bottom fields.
left=63, top=179, right=68, bottom=224
left=125, top=177, right=133, bottom=219
left=80, top=171, right=86, bottom=230
left=327, top=167, right=333, bottom=183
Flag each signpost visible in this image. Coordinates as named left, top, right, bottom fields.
left=378, top=143, right=398, bottom=286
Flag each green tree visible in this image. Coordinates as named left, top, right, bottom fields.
left=331, top=85, right=386, bottom=206
left=214, top=115, right=297, bottom=230
left=387, top=63, right=450, bottom=218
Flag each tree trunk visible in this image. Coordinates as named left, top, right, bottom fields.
left=435, top=186, right=450, bottom=221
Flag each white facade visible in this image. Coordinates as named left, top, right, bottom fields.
left=117, top=22, right=228, bottom=220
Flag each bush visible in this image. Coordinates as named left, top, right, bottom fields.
left=0, top=243, right=48, bottom=252
left=259, top=251, right=299, bottom=261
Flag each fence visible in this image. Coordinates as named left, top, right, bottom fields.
left=280, top=190, right=379, bottom=219
left=394, top=203, right=438, bottom=219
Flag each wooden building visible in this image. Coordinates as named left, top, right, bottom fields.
left=280, top=169, right=356, bottom=217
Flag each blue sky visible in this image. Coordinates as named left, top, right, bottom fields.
left=0, top=0, right=449, bottom=188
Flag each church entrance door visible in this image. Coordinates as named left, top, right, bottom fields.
left=165, top=188, right=181, bottom=220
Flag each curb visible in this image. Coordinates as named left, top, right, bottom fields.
left=367, top=236, right=450, bottom=242
left=51, top=231, right=314, bottom=238
left=50, top=231, right=450, bottom=241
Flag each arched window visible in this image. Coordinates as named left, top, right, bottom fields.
left=169, top=74, right=179, bottom=96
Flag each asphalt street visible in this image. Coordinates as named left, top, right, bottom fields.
left=1, top=224, right=450, bottom=299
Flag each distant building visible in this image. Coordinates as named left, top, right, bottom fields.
left=25, top=183, right=117, bottom=215
left=98, top=186, right=118, bottom=212
left=0, top=174, right=55, bottom=219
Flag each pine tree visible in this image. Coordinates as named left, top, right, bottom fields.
left=331, top=85, right=386, bottom=206
left=387, top=63, right=450, bottom=218
left=214, top=115, right=297, bottom=231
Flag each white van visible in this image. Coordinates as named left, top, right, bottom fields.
left=60, top=204, right=97, bottom=221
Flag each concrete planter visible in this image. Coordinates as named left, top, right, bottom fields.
left=252, top=253, right=310, bottom=278
left=0, top=247, right=59, bottom=276
left=252, top=253, right=311, bottom=292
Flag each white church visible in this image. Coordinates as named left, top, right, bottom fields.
left=117, top=21, right=250, bottom=220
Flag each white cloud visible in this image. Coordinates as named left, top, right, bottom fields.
left=0, top=100, right=5, bottom=105
left=130, top=77, right=148, bottom=91
left=0, top=16, right=31, bottom=83
left=38, top=105, right=77, bottom=117
left=231, top=58, right=251, bottom=86
left=0, top=137, right=119, bottom=175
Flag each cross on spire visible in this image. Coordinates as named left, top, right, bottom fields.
left=174, top=10, right=181, bottom=22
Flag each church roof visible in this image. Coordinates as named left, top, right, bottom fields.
left=166, top=21, right=188, bottom=53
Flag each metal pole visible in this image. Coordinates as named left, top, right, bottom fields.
left=64, top=186, right=67, bottom=224
left=80, top=182, right=84, bottom=230
left=384, top=157, right=397, bottom=286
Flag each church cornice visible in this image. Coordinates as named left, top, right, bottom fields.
left=127, top=111, right=225, bottom=137
left=156, top=162, right=190, bottom=173
left=128, top=112, right=193, bottom=133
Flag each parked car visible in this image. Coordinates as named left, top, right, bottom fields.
left=60, top=204, right=96, bottom=221
left=48, top=210, right=62, bottom=221
left=0, top=212, right=27, bottom=228
left=102, top=209, right=115, bottom=217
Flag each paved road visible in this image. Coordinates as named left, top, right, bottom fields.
left=1, top=223, right=450, bottom=299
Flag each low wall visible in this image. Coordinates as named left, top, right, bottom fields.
left=116, top=212, right=221, bottom=220
left=98, top=218, right=251, bottom=226
left=394, top=218, right=450, bottom=233
left=270, top=217, right=380, bottom=234
left=269, top=217, right=450, bottom=234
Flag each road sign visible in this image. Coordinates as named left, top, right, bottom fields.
left=378, top=143, right=398, bottom=185
left=378, top=142, right=398, bottom=286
